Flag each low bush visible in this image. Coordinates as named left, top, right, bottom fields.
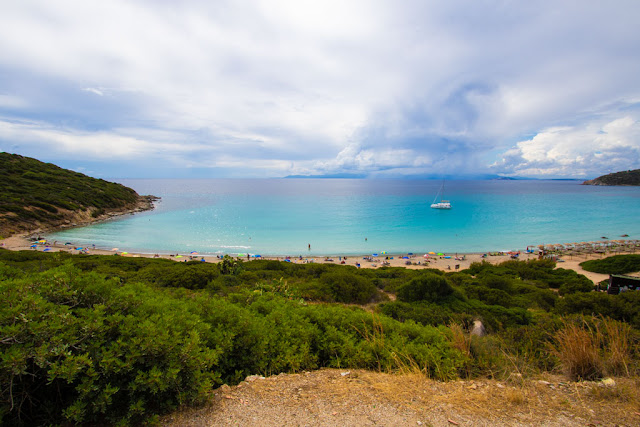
left=580, top=254, right=640, bottom=275
left=0, top=263, right=221, bottom=425
left=397, top=273, right=453, bottom=303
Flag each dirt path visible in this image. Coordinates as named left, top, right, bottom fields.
left=160, top=369, right=640, bottom=426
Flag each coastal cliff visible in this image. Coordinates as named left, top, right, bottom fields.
left=0, top=152, right=158, bottom=238
left=583, top=169, right=640, bottom=186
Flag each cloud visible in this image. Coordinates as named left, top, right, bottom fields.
left=0, top=1, right=639, bottom=178
left=82, top=88, right=104, bottom=96
left=492, top=114, right=640, bottom=177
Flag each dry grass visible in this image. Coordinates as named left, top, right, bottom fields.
left=552, top=321, right=603, bottom=380
left=551, top=316, right=637, bottom=381
left=601, top=316, right=633, bottom=376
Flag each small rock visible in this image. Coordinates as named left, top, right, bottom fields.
left=470, top=319, right=486, bottom=336
left=341, top=371, right=351, bottom=377
left=538, top=380, right=551, bottom=386
left=601, top=378, right=616, bottom=387
left=496, top=383, right=505, bottom=388
left=417, top=421, right=423, bottom=425
left=245, top=375, right=265, bottom=382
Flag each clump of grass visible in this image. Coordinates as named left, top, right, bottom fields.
left=504, top=387, right=527, bottom=405
left=550, top=316, right=637, bottom=381
left=552, top=321, right=602, bottom=380
left=450, top=323, right=471, bottom=357
left=601, top=317, right=632, bottom=376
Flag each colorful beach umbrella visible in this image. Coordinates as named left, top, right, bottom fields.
left=176, top=255, right=183, bottom=258
left=190, top=251, right=198, bottom=254
left=428, top=252, right=435, bottom=255
left=437, top=252, right=444, bottom=256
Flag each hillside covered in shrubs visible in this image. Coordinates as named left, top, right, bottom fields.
left=0, top=153, right=155, bottom=237
left=583, top=168, right=640, bottom=186
left=2, top=250, right=639, bottom=425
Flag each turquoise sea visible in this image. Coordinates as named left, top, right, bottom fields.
left=46, top=179, right=640, bottom=256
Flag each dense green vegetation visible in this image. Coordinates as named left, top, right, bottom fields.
left=580, top=254, right=640, bottom=275
left=1, top=250, right=639, bottom=425
left=0, top=153, right=145, bottom=237
left=583, top=168, right=640, bottom=186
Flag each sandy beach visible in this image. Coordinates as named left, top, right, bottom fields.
left=3, top=232, right=635, bottom=284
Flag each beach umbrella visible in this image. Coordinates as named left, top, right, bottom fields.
left=121, top=252, right=128, bottom=255
left=190, top=251, right=198, bottom=254
left=65, top=242, right=72, bottom=245
left=30, top=244, right=37, bottom=248
left=437, top=252, right=444, bottom=256
left=111, top=248, right=119, bottom=251
left=76, top=247, right=83, bottom=250
left=429, top=251, right=436, bottom=255
left=43, top=248, right=51, bottom=251
left=176, top=255, right=183, bottom=258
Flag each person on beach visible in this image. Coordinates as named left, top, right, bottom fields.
left=308, top=243, right=311, bottom=250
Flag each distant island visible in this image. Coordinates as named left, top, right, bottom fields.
left=583, top=169, right=640, bottom=186
left=0, top=152, right=158, bottom=238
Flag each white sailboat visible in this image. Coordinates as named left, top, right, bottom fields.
left=430, top=180, right=451, bottom=209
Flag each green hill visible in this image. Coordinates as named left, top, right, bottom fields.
left=0, top=152, right=156, bottom=237
left=583, top=169, right=640, bottom=186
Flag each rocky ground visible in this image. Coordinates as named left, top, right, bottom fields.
left=161, top=369, right=640, bottom=426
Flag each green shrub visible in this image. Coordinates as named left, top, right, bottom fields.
left=320, top=271, right=379, bottom=304
left=0, top=263, right=221, bottom=425
left=580, top=255, right=640, bottom=275
left=397, top=273, right=454, bottom=303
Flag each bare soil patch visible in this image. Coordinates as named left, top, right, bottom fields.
left=161, top=369, right=640, bottom=426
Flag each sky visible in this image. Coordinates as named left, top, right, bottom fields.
left=1, top=0, right=639, bottom=179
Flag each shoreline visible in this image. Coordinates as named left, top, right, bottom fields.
left=0, top=194, right=159, bottom=239
left=3, top=232, right=637, bottom=284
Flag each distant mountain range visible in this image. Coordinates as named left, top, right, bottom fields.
left=283, top=173, right=533, bottom=180
left=283, top=173, right=583, bottom=180
left=583, top=169, right=640, bottom=186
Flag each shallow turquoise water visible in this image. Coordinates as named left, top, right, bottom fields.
left=46, top=179, right=640, bottom=256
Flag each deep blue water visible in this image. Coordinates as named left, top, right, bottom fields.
left=46, top=179, right=640, bottom=256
